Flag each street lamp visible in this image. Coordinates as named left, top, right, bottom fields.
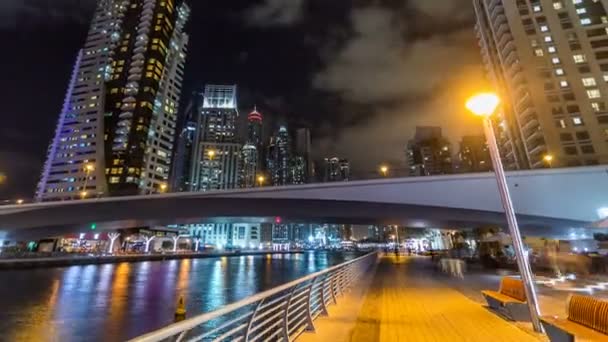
left=257, top=175, right=265, bottom=187
left=81, top=163, right=95, bottom=199
left=466, top=92, right=543, bottom=332
left=380, top=165, right=389, bottom=177
left=16, top=199, right=24, bottom=205
left=543, top=154, right=554, bottom=168
left=159, top=183, right=168, bottom=193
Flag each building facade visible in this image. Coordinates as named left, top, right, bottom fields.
left=474, top=0, right=608, bottom=169
left=456, top=135, right=492, bottom=173
left=406, top=126, right=453, bottom=176
left=37, top=0, right=190, bottom=201
left=189, top=85, right=241, bottom=191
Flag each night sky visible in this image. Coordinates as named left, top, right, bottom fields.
left=0, top=0, right=488, bottom=200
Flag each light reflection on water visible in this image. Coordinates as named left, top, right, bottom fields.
left=0, top=251, right=358, bottom=341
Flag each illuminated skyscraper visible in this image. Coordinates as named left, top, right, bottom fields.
left=456, top=135, right=492, bottom=173
left=241, top=107, right=263, bottom=188
left=474, top=0, right=608, bottom=168
left=189, top=85, right=241, bottom=191
left=268, top=126, right=291, bottom=186
left=37, top=0, right=190, bottom=201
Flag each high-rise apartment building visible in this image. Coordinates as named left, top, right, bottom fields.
left=456, top=135, right=492, bottom=173
left=323, top=157, right=350, bottom=182
left=474, top=0, right=608, bottom=169
left=189, top=85, right=241, bottom=191
left=406, top=126, right=453, bottom=176
left=37, top=0, right=190, bottom=201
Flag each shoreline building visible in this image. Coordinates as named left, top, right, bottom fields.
left=474, top=0, right=608, bottom=169
left=36, top=0, right=190, bottom=201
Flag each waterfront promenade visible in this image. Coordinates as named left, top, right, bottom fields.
left=301, top=255, right=543, bottom=341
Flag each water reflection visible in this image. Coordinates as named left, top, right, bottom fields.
left=0, top=251, right=359, bottom=341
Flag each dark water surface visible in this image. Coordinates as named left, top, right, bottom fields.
left=0, top=251, right=359, bottom=342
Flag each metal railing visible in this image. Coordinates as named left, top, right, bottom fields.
left=130, top=252, right=378, bottom=342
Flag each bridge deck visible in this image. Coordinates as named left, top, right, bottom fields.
left=302, top=256, right=542, bottom=341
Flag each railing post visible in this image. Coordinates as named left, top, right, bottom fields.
left=245, top=298, right=264, bottom=342
left=319, top=274, right=329, bottom=316
left=329, top=271, right=338, bottom=304
left=305, top=278, right=317, bottom=332
left=283, top=285, right=298, bottom=341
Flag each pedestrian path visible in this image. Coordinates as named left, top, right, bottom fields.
left=302, top=255, right=542, bottom=341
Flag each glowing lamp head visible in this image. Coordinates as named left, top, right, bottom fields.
left=380, top=165, right=389, bottom=174
left=543, top=154, right=554, bottom=162
left=85, top=163, right=95, bottom=172
left=160, top=183, right=168, bottom=192
left=466, top=93, right=500, bottom=117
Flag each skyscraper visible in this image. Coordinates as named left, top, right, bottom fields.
left=190, top=85, right=241, bottom=191
left=295, top=128, right=313, bottom=182
left=170, top=92, right=200, bottom=192
left=268, top=126, right=291, bottom=186
left=36, top=0, right=190, bottom=201
left=241, top=107, right=263, bottom=188
left=474, top=0, right=608, bottom=169
left=323, top=157, right=350, bottom=182
left=456, top=135, right=492, bottom=173
left=406, top=126, right=453, bottom=176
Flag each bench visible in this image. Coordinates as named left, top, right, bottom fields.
left=541, top=294, right=608, bottom=342
left=481, top=276, right=531, bottom=321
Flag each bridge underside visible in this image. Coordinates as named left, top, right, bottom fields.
left=0, top=197, right=592, bottom=240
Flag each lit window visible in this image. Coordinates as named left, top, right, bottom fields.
left=581, top=18, right=591, bottom=25
left=548, top=46, right=557, bottom=53
left=552, top=57, right=561, bottom=64
left=553, top=2, right=563, bottom=10
left=558, top=119, right=566, bottom=128
left=582, top=77, right=597, bottom=87
left=587, top=89, right=601, bottom=99
left=573, top=54, right=586, bottom=64
left=535, top=48, right=544, bottom=56
left=573, top=117, right=584, bottom=126
left=555, top=68, right=564, bottom=75
left=560, top=80, right=569, bottom=88
left=591, top=102, right=603, bottom=112
left=533, top=5, right=542, bottom=12
left=545, top=36, right=553, bottom=42
left=576, top=8, right=586, bottom=14
left=540, top=25, right=549, bottom=32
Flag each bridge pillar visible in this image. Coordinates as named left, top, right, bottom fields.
left=144, top=236, right=155, bottom=253
left=107, top=232, right=120, bottom=254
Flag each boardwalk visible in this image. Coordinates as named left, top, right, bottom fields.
left=302, top=255, right=541, bottom=342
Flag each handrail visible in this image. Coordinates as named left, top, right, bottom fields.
left=129, top=251, right=377, bottom=342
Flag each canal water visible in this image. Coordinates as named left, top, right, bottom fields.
left=0, top=251, right=360, bottom=342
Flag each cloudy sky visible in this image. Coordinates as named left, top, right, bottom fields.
left=0, top=0, right=488, bottom=199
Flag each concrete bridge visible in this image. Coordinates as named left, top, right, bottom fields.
left=1, top=166, right=607, bottom=240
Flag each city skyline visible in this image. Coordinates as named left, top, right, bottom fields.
left=0, top=0, right=485, bottom=199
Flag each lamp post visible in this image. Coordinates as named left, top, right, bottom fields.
left=543, top=154, right=554, bottom=168
left=81, top=163, right=95, bottom=199
left=466, top=93, right=543, bottom=332
left=257, top=175, right=265, bottom=187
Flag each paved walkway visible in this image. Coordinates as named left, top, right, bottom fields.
left=303, top=255, right=542, bottom=341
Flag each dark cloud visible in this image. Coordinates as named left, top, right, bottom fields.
left=311, top=1, right=488, bottom=176
left=245, top=0, right=305, bottom=27
left=0, top=0, right=96, bottom=29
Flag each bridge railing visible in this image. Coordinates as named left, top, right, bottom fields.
left=129, top=251, right=378, bottom=342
